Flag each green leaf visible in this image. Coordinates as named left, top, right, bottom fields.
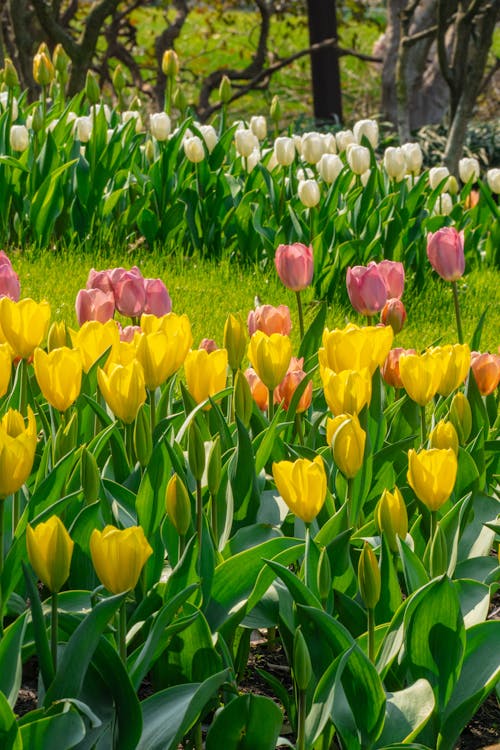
left=375, top=679, right=435, bottom=747
left=137, top=669, right=230, bottom=750
left=397, top=537, right=429, bottom=595
left=298, top=302, right=326, bottom=365
left=19, top=707, right=85, bottom=749
left=405, top=576, right=465, bottom=712
left=0, top=691, right=22, bottom=750
left=205, top=694, right=283, bottom=750
left=454, top=579, right=490, bottom=628
left=375, top=533, right=403, bottom=623
left=22, top=564, right=54, bottom=690
left=438, top=621, right=500, bottom=750
left=0, top=613, right=26, bottom=707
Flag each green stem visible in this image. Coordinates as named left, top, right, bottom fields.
left=19, top=358, right=28, bottom=417
left=193, top=721, right=202, bottom=750
left=420, top=405, right=427, bottom=448
left=124, top=422, right=134, bottom=466
left=297, top=688, right=307, bottom=750
left=367, top=607, right=375, bottom=663
left=178, top=533, right=186, bottom=562
left=165, top=77, right=172, bottom=116
left=294, top=413, right=304, bottom=446
left=196, top=479, right=203, bottom=557
left=210, top=492, right=218, bottom=545
left=295, top=290, right=305, bottom=341
left=41, top=85, right=47, bottom=130
left=304, top=523, right=311, bottom=589
left=0, top=500, right=4, bottom=636
left=268, top=388, right=275, bottom=422
left=51, top=591, right=59, bottom=671
left=119, top=599, right=127, bottom=664
left=451, top=280, right=464, bottom=344
left=346, top=477, right=354, bottom=527
left=12, top=490, right=20, bottom=537
left=430, top=510, right=437, bottom=545
left=149, top=389, right=156, bottom=434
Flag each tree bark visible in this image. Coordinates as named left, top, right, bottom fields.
left=306, top=0, right=342, bottom=122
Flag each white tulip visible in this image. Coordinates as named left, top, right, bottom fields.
left=301, top=132, right=324, bottom=164
left=336, top=129, right=355, bottom=153
left=318, top=153, right=344, bottom=184
left=347, top=144, right=370, bottom=175
left=433, top=192, right=453, bottom=215
left=486, top=168, right=500, bottom=194
left=234, top=128, right=258, bottom=157
left=458, top=157, right=480, bottom=184
left=122, top=110, right=143, bottom=133
left=401, top=142, right=423, bottom=175
left=75, top=116, right=92, bottom=143
left=150, top=112, right=171, bottom=141
left=293, top=134, right=303, bottom=156
left=383, top=146, right=406, bottom=180
left=9, top=124, right=29, bottom=152
left=246, top=147, right=261, bottom=172
left=250, top=115, right=267, bottom=141
left=429, top=166, right=450, bottom=190
left=0, top=93, right=18, bottom=121
left=360, top=169, right=371, bottom=187
left=274, top=136, right=295, bottom=166
left=296, top=167, right=314, bottom=182
left=321, top=132, right=337, bottom=154
left=183, top=135, right=205, bottom=163
left=266, top=151, right=278, bottom=171
left=199, top=124, right=218, bottom=153
left=298, top=179, right=320, bottom=207
left=353, top=119, right=379, bottom=149
left=90, top=104, right=111, bottom=123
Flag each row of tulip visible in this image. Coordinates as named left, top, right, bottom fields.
left=0, top=64, right=499, bottom=300
left=0, top=231, right=498, bottom=748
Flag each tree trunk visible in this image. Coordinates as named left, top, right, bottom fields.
left=306, top=0, right=342, bottom=122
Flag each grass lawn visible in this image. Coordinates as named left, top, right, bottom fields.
left=12, top=249, right=500, bottom=354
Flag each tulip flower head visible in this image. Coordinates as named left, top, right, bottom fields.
left=328, top=413, right=366, bottom=479
left=75, top=288, right=115, bottom=326
left=375, top=487, right=408, bottom=552
left=470, top=351, right=500, bottom=396
left=381, top=347, right=416, bottom=388
left=381, top=298, right=407, bottom=333
left=426, top=227, right=465, bottom=282
left=429, top=420, right=459, bottom=454
left=320, top=323, right=393, bottom=376
left=34, top=346, right=83, bottom=412
left=321, top=366, right=372, bottom=416
left=247, top=331, right=291, bottom=392
left=90, top=525, right=153, bottom=594
left=223, top=313, right=247, bottom=371
left=247, top=304, right=292, bottom=337
left=184, top=348, right=228, bottom=406
left=407, top=448, right=457, bottom=511
left=26, top=516, right=74, bottom=593
left=0, top=252, right=20, bottom=302
left=274, top=357, right=312, bottom=413
left=0, top=297, right=51, bottom=359
left=0, top=407, right=37, bottom=497
left=245, top=367, right=269, bottom=411
left=431, top=343, right=470, bottom=397
left=274, top=243, right=314, bottom=292
left=98, top=359, right=147, bottom=423
left=272, top=455, right=327, bottom=523
left=70, top=319, right=120, bottom=373
left=0, top=344, right=12, bottom=398
left=399, top=350, right=443, bottom=406
left=347, top=263, right=388, bottom=316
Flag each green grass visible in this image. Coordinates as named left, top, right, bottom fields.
left=12, top=249, right=500, bottom=354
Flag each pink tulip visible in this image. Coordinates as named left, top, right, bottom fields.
left=113, top=269, right=146, bottom=317
left=143, top=278, right=172, bottom=316
left=380, top=298, right=407, bottom=333
left=377, top=260, right=405, bottom=299
left=198, top=338, right=218, bottom=353
left=381, top=347, right=417, bottom=388
left=247, top=304, right=292, bottom=336
left=346, top=263, right=388, bottom=316
left=75, top=288, right=115, bottom=325
left=0, top=251, right=13, bottom=268
left=86, top=268, right=114, bottom=294
left=0, top=263, right=20, bottom=301
left=119, top=324, right=142, bottom=343
left=274, top=243, right=314, bottom=291
left=427, top=227, right=465, bottom=281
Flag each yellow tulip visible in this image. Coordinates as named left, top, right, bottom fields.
left=272, top=455, right=327, bottom=523
left=223, top=313, right=247, bottom=371
left=107, top=339, right=140, bottom=368
left=328, top=413, right=366, bottom=479
left=429, top=420, right=459, bottom=455
left=90, top=525, right=153, bottom=594
left=70, top=320, right=120, bottom=373
left=407, top=448, right=457, bottom=511
left=319, top=323, right=393, bottom=375
left=399, top=350, right=443, bottom=406
left=0, top=407, right=37, bottom=497
left=97, top=359, right=146, bottom=424
left=0, top=297, right=51, bottom=359
left=374, top=487, right=408, bottom=552
left=184, top=348, right=228, bottom=406
left=0, top=343, right=12, bottom=398
left=321, top=367, right=372, bottom=415
left=26, top=516, right=74, bottom=592
left=136, top=330, right=185, bottom=390
left=247, top=331, right=292, bottom=391
left=449, top=392, right=472, bottom=445
left=47, top=321, right=69, bottom=352
left=431, top=344, right=470, bottom=397
left=34, top=347, right=82, bottom=412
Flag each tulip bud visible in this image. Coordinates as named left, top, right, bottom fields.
left=318, top=153, right=343, bottom=184
left=274, top=136, right=295, bottom=166
left=336, top=129, right=355, bottom=152
left=9, top=125, right=29, bottom=152
left=54, top=411, right=78, bottom=462
left=449, top=392, right=472, bottom=445
left=353, top=119, right=379, bottom=149
left=458, top=157, right=480, bottom=184
left=380, top=298, right=407, bottom=334
left=429, top=166, right=450, bottom=191
left=26, top=516, right=74, bottom=593
left=85, top=70, right=100, bottom=105
left=31, top=105, right=44, bottom=133
left=188, top=420, right=205, bottom=481
left=298, top=178, right=320, bottom=207
left=293, top=627, right=312, bottom=691
left=347, top=144, right=370, bottom=175
left=46, top=321, right=67, bottom=351
left=317, top=546, right=332, bottom=602
left=166, top=474, right=191, bottom=536
left=133, top=404, right=153, bottom=468
left=447, top=176, right=459, bottom=196
left=162, top=49, right=179, bottom=78
left=358, top=542, right=381, bottom=610
left=330, top=413, right=366, bottom=479
left=429, top=523, right=448, bottom=577
left=4, top=59, right=19, bottom=90
left=53, top=44, right=70, bottom=75
left=199, top=124, right=218, bottom=153
left=301, top=132, right=324, bottom=164
left=33, top=50, right=55, bottom=86
left=184, top=135, right=205, bottom=163
left=401, top=142, right=423, bottom=175
left=234, top=369, right=253, bottom=426
left=80, top=446, right=101, bottom=504
left=145, top=139, right=155, bottom=163
left=383, top=146, right=406, bottom=180
left=219, top=74, right=232, bottom=104
left=150, top=112, right=171, bottom=141
left=75, top=116, right=92, bottom=143
left=429, top=419, right=459, bottom=454
left=207, top=436, right=221, bottom=497
left=375, top=487, right=408, bottom=553
left=250, top=115, right=267, bottom=141
left=173, top=86, right=188, bottom=117
left=112, top=64, right=126, bottom=93
left=224, top=313, right=246, bottom=371
left=235, top=128, right=259, bottom=158
left=486, top=168, right=500, bottom=194
left=270, top=94, right=281, bottom=125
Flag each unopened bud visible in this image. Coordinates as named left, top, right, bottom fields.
left=33, top=51, right=55, bottom=87
left=430, top=523, right=448, bottom=577
left=449, top=392, right=472, bottom=445
left=293, top=627, right=312, bottom=691
left=166, top=474, right=191, bottom=536
left=4, top=59, right=19, bottom=90
left=429, top=419, right=459, bottom=454
left=173, top=86, right=187, bottom=117
left=162, top=49, right=179, bottom=78
left=219, top=75, right=232, bottom=104
left=270, top=95, right=281, bottom=124
left=358, top=542, right=381, bottom=610
left=317, top=547, right=332, bottom=602
left=375, top=487, right=408, bottom=553
left=85, top=70, right=100, bottom=105
left=188, top=420, right=205, bottom=481
left=207, top=436, right=221, bottom=497
left=31, top=105, right=44, bottom=133
left=53, top=44, right=70, bottom=75
left=223, top=313, right=246, bottom=371
left=47, top=321, right=69, bottom=351
left=234, top=370, right=253, bottom=427
left=54, top=411, right=78, bottom=462
left=112, top=64, right=126, bottom=93
left=133, top=404, right=153, bottom=468
left=80, top=445, right=100, bottom=504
